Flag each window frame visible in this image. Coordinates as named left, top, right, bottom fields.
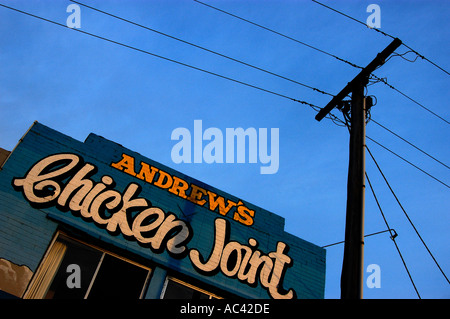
left=160, top=276, right=222, bottom=299
left=23, top=231, right=152, bottom=299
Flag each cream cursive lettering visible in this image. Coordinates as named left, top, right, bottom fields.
left=12, top=153, right=296, bottom=299
left=12, top=153, right=191, bottom=257
left=189, top=218, right=295, bottom=299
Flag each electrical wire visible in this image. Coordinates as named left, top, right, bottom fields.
left=4, top=0, right=443, bottom=193
left=193, top=0, right=450, bottom=291
left=195, top=0, right=450, bottom=125
left=337, top=102, right=449, bottom=188
left=369, top=74, right=450, bottom=125
left=370, top=119, right=450, bottom=170
left=321, top=229, right=396, bottom=248
left=70, top=0, right=334, bottom=97
left=366, top=146, right=450, bottom=285
left=311, top=0, right=450, bottom=77
left=194, top=0, right=364, bottom=71
left=337, top=106, right=449, bottom=188
left=0, top=3, right=325, bottom=113
left=4, top=1, right=448, bottom=297
left=365, top=172, right=421, bottom=299
left=3, top=2, right=446, bottom=189
left=324, top=98, right=446, bottom=297
left=366, top=136, right=450, bottom=189
left=385, top=50, right=419, bottom=64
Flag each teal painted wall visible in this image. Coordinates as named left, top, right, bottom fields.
left=0, top=122, right=325, bottom=299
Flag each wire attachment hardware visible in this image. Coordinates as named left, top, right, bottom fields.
left=390, top=229, right=398, bottom=240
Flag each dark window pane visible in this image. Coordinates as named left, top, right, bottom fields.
left=87, top=254, right=149, bottom=299
left=163, top=279, right=209, bottom=299
left=45, top=239, right=102, bottom=299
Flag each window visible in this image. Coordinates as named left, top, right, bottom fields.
left=161, top=277, right=221, bottom=299
left=24, top=233, right=151, bottom=299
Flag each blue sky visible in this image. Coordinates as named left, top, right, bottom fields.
left=0, top=0, right=449, bottom=299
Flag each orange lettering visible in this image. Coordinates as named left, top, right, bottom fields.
left=110, top=154, right=136, bottom=176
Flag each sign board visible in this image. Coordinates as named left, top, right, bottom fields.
left=0, top=122, right=325, bottom=299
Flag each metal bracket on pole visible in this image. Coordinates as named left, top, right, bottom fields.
left=315, top=38, right=402, bottom=122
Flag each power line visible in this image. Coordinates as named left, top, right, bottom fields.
left=366, top=136, right=450, bottom=189
left=311, top=0, right=450, bottom=77
left=337, top=107, right=449, bottom=188
left=194, top=0, right=363, bottom=70
left=71, top=0, right=334, bottom=97
left=366, top=146, right=450, bottom=285
left=51, top=2, right=450, bottom=140
left=192, top=0, right=450, bottom=291
left=321, top=228, right=396, bottom=248
left=369, top=75, right=450, bottom=125
left=4, top=2, right=446, bottom=185
left=4, top=1, right=447, bottom=296
left=370, top=119, right=450, bottom=170
left=195, top=0, right=450, bottom=125
left=365, top=172, right=421, bottom=298
left=0, top=3, right=324, bottom=112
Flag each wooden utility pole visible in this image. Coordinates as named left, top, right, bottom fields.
left=315, top=38, right=402, bottom=299
left=340, top=79, right=367, bottom=299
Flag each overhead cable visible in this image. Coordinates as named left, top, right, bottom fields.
left=0, top=3, right=338, bottom=120
left=3, top=2, right=447, bottom=190
left=195, top=0, right=450, bottom=125
left=194, top=0, right=363, bottom=70
left=371, top=119, right=450, bottom=170
left=366, top=146, right=450, bottom=285
left=370, top=75, right=450, bottom=125
left=321, top=229, right=396, bottom=248
left=365, top=172, right=421, bottom=299
left=311, top=0, right=450, bottom=77
left=71, top=0, right=334, bottom=97
left=366, top=136, right=450, bottom=189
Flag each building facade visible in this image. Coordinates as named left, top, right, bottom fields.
left=0, top=122, right=325, bottom=299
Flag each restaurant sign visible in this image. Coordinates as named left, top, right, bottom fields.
left=5, top=123, right=325, bottom=299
